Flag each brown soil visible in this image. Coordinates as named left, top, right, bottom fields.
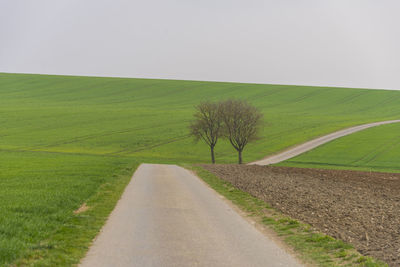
left=202, top=164, right=400, bottom=266
left=74, top=203, right=89, bottom=214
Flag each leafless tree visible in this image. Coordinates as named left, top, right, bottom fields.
left=220, top=99, right=263, bottom=164
left=189, top=101, right=223, bottom=164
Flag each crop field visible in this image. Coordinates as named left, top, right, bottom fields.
left=279, top=123, right=400, bottom=172
left=3, top=73, right=400, bottom=163
left=1, top=72, right=400, bottom=265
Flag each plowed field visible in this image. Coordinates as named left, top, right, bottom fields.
left=202, top=164, right=400, bottom=266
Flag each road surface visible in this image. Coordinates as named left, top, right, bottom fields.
left=250, top=119, right=400, bottom=165
left=80, top=164, right=302, bottom=267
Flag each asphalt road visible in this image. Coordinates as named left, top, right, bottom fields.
left=250, top=119, right=400, bottom=165
left=80, top=164, right=302, bottom=267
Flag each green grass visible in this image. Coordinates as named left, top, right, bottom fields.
left=186, top=165, right=388, bottom=267
left=2, top=73, right=400, bottom=163
left=0, top=150, right=136, bottom=266
left=1, top=72, right=400, bottom=265
left=279, top=122, right=400, bottom=172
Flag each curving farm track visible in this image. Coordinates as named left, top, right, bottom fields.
left=250, top=119, right=400, bottom=165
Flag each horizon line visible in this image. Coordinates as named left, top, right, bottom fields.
left=1, top=71, right=399, bottom=92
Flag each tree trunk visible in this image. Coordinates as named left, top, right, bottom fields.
left=238, top=150, right=242, bottom=164
left=211, top=146, right=215, bottom=164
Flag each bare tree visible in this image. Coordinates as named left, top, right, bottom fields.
left=220, top=99, right=263, bottom=164
left=189, top=101, right=223, bottom=164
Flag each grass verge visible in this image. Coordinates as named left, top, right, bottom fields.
left=184, top=165, right=388, bottom=267
left=8, top=159, right=138, bottom=267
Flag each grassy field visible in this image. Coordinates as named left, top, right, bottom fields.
left=1, top=72, right=400, bottom=265
left=279, top=122, right=400, bottom=172
left=0, top=150, right=136, bottom=266
left=2, top=73, right=400, bottom=162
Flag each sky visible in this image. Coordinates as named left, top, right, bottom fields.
left=1, top=0, right=400, bottom=90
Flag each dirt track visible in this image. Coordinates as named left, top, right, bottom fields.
left=202, top=164, right=400, bottom=266
left=250, top=119, right=400, bottom=165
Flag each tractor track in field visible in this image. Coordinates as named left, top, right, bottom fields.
left=25, top=120, right=189, bottom=151
left=107, top=134, right=191, bottom=156
left=0, top=147, right=123, bottom=158
left=334, top=91, right=367, bottom=105
left=362, top=138, right=400, bottom=165
left=350, top=137, right=400, bottom=165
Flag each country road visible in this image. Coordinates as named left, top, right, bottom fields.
left=80, top=164, right=302, bottom=267
left=250, top=119, right=400, bottom=165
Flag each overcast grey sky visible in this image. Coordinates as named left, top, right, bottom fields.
left=1, top=0, right=399, bottom=89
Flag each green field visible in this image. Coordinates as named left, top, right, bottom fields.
left=0, top=151, right=135, bottom=265
left=1, top=72, right=400, bottom=265
left=279, top=122, right=400, bottom=172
